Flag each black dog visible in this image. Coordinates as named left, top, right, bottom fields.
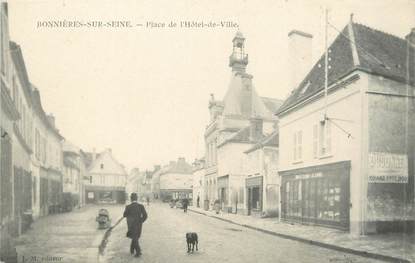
left=186, top=232, right=198, bottom=253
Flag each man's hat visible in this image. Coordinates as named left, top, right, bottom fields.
left=130, top=193, right=138, bottom=201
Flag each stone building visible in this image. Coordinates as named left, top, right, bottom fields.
left=84, top=148, right=127, bottom=204
left=9, top=40, right=34, bottom=235
left=159, top=158, right=193, bottom=201
left=62, top=140, right=86, bottom=209
left=203, top=31, right=282, bottom=213
left=192, top=158, right=205, bottom=208
left=31, top=87, right=64, bottom=217
left=244, top=129, right=279, bottom=217
left=0, top=2, right=20, bottom=260
left=277, top=17, right=415, bottom=234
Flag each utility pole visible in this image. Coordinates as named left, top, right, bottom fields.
left=324, top=7, right=329, bottom=121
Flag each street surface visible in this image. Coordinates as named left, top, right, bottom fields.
left=14, top=205, right=121, bottom=263
left=101, top=202, right=382, bottom=263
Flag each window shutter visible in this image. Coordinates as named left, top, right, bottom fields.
left=298, top=131, right=302, bottom=160
left=313, top=124, right=318, bottom=158
left=293, top=132, right=297, bottom=161
left=326, top=121, right=331, bottom=154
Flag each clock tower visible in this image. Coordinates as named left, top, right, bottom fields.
left=229, top=31, right=248, bottom=73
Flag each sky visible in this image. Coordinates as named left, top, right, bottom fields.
left=6, top=0, right=415, bottom=172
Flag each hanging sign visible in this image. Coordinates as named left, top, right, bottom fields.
left=368, top=152, right=408, bottom=183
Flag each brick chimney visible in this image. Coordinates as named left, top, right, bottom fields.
left=249, top=117, right=263, bottom=142
left=288, top=30, right=313, bottom=89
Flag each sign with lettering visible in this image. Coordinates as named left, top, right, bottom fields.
left=294, top=172, right=323, bottom=180
left=368, top=152, right=408, bottom=183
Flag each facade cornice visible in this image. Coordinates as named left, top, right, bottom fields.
left=277, top=72, right=361, bottom=117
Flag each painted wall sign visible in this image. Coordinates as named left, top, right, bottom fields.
left=294, top=172, right=323, bottom=180
left=368, top=152, right=408, bottom=183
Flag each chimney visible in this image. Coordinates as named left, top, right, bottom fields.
left=47, top=114, right=56, bottom=128
left=288, top=30, right=313, bottom=89
left=249, top=117, right=263, bottom=142
left=406, top=28, right=415, bottom=46
left=92, top=148, right=96, bottom=161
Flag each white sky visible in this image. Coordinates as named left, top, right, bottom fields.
left=6, top=0, right=415, bottom=171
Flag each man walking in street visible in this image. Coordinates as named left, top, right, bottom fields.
left=123, top=193, right=148, bottom=257
left=182, top=198, right=189, bottom=213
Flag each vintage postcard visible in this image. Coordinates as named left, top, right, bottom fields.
left=0, top=0, right=414, bottom=262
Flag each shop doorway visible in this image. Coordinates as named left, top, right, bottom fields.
left=247, top=186, right=261, bottom=215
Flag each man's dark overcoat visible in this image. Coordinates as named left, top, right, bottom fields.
left=123, top=202, right=147, bottom=239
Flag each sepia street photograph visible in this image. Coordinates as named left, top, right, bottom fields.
left=0, top=0, right=414, bottom=262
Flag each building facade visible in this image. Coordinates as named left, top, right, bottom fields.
left=244, top=130, right=279, bottom=217
left=62, top=140, right=85, bottom=209
left=159, top=158, right=193, bottom=201
left=0, top=2, right=20, bottom=260
left=277, top=19, right=415, bottom=234
left=203, top=31, right=282, bottom=213
left=9, top=40, right=34, bottom=235
left=31, top=88, right=64, bottom=217
left=192, top=158, right=205, bottom=207
left=84, top=148, right=127, bottom=204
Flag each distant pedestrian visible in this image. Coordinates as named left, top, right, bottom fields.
left=182, top=198, right=189, bottom=213
left=146, top=196, right=150, bottom=206
left=196, top=196, right=200, bottom=208
left=123, top=193, right=147, bottom=257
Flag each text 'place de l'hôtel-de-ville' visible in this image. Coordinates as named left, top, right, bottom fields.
left=1, top=1, right=415, bottom=258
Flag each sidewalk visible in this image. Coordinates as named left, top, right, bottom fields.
left=14, top=205, right=124, bottom=263
left=188, top=206, right=414, bottom=263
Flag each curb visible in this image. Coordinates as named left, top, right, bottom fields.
left=189, top=208, right=411, bottom=263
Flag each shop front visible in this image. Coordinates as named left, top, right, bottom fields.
left=246, top=176, right=263, bottom=216
left=85, top=185, right=126, bottom=204
left=280, top=161, right=350, bottom=230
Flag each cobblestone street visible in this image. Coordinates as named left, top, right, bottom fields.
left=14, top=205, right=123, bottom=263
left=101, top=202, right=383, bottom=263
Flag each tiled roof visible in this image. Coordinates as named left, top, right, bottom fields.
left=277, top=22, right=415, bottom=115
left=31, top=86, right=64, bottom=140
left=80, top=150, right=100, bottom=169
left=217, top=125, right=265, bottom=148
left=222, top=72, right=277, bottom=119
left=261, top=97, right=284, bottom=113
left=161, top=159, right=193, bottom=175
left=245, top=130, right=279, bottom=153
left=9, top=41, right=32, bottom=106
